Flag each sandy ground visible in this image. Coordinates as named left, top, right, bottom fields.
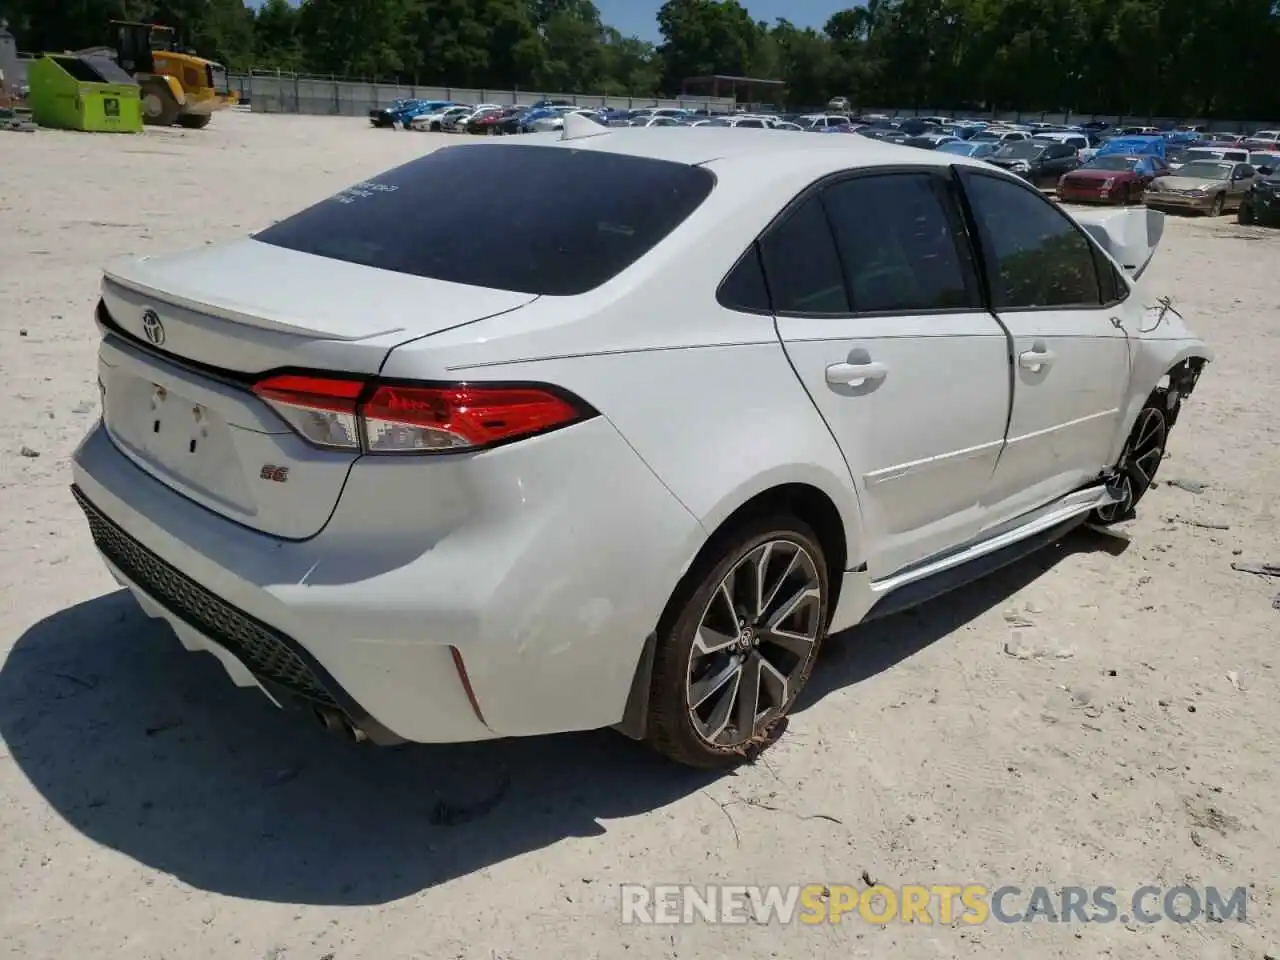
left=1, top=112, right=1279, bottom=960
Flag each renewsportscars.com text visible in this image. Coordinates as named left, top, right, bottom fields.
left=620, top=883, right=1248, bottom=925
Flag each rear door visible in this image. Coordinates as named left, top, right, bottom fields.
left=766, top=169, right=1011, bottom=578
left=957, top=169, right=1131, bottom=530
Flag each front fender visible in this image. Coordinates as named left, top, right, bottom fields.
left=160, top=74, right=186, bottom=106
left=1109, top=337, right=1212, bottom=464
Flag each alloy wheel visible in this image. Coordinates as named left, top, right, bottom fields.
left=1096, top=406, right=1167, bottom=523
left=685, top=539, right=823, bottom=747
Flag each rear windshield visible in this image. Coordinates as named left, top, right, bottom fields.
left=254, top=144, right=716, bottom=296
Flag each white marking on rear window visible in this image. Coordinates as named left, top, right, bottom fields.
left=335, top=181, right=400, bottom=204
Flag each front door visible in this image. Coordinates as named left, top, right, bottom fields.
left=957, top=169, right=1132, bottom=530
left=764, top=169, right=1011, bottom=578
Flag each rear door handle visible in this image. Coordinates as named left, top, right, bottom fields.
left=1018, top=344, right=1056, bottom=371
left=825, top=360, right=888, bottom=386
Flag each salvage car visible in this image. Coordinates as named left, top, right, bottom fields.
left=467, top=105, right=524, bottom=135
left=368, top=98, right=446, bottom=129
left=986, top=140, right=1080, bottom=188
left=1236, top=166, right=1280, bottom=226
left=1057, top=154, right=1171, bottom=205
left=1181, top=146, right=1250, bottom=165
left=411, top=104, right=474, bottom=132
left=443, top=105, right=502, bottom=133
left=936, top=140, right=998, bottom=159
left=1145, top=159, right=1259, bottom=216
left=72, top=117, right=1209, bottom=768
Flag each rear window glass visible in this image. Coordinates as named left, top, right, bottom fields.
left=254, top=144, right=715, bottom=296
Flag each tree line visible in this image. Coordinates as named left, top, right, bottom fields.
left=3, top=0, right=1277, bottom=117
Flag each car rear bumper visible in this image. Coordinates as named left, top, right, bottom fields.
left=71, top=417, right=705, bottom=744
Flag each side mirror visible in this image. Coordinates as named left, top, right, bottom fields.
left=1258, top=165, right=1273, bottom=176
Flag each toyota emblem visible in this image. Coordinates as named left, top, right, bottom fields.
left=141, top=309, right=165, bottom=346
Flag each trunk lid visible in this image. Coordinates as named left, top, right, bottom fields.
left=97, top=241, right=537, bottom=539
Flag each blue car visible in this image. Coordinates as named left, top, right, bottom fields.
left=515, top=106, right=560, bottom=132
left=369, top=99, right=457, bottom=129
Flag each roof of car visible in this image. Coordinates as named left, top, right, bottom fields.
left=508, top=124, right=973, bottom=172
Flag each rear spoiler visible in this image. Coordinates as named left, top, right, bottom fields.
left=1069, top=206, right=1165, bottom=280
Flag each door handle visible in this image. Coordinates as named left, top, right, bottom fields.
left=825, top=359, right=888, bottom=386
left=1018, top=344, right=1056, bottom=370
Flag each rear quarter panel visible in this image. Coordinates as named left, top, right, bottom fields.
left=379, top=157, right=869, bottom=577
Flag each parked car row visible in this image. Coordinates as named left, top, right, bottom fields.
left=368, top=100, right=1280, bottom=229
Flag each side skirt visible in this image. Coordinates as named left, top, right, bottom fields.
left=860, top=479, right=1122, bottom=623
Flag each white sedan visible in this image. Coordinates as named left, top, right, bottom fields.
left=72, top=114, right=1210, bottom=768
left=409, top=104, right=473, bottom=132
left=528, top=108, right=599, bottom=133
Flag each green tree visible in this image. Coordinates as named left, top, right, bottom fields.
left=252, top=0, right=302, bottom=71
left=656, top=0, right=764, bottom=92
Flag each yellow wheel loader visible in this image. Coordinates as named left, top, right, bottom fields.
left=109, top=21, right=234, bottom=128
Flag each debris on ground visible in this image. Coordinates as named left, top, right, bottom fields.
left=144, top=718, right=184, bottom=736
left=1231, top=561, right=1280, bottom=577
left=18, top=446, right=39, bottom=458
left=1167, top=478, right=1208, bottom=494
left=430, top=775, right=511, bottom=826
left=1166, top=515, right=1229, bottom=531
left=1004, top=638, right=1075, bottom=660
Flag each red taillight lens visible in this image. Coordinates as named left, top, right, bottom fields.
left=251, top=374, right=591, bottom=455
left=363, top=384, right=584, bottom=452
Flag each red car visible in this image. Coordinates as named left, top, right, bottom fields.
left=1057, top=154, right=1171, bottom=205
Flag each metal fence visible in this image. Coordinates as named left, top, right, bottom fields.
left=226, top=72, right=1277, bottom=131
left=231, top=71, right=737, bottom=116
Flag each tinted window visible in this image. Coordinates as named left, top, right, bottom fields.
left=822, top=173, right=981, bottom=313
left=758, top=195, right=849, bottom=314
left=254, top=144, right=714, bottom=296
left=963, top=174, right=1101, bottom=308
left=717, top=246, right=770, bottom=313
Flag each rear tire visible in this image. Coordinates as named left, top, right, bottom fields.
left=646, top=517, right=829, bottom=769
left=177, top=113, right=211, bottom=130
left=1092, top=397, right=1170, bottom=525
left=1117, top=184, right=1131, bottom=205
left=140, top=78, right=180, bottom=127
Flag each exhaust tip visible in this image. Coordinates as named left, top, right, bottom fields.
left=314, top=705, right=370, bottom=743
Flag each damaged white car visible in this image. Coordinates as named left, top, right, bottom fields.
left=71, top=116, right=1209, bottom=769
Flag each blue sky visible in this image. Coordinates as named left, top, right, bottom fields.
left=245, top=1, right=853, bottom=43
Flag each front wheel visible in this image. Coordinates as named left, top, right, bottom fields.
left=1092, top=398, right=1169, bottom=525
left=1208, top=193, right=1225, bottom=217
left=139, top=78, right=180, bottom=127
left=646, top=518, right=829, bottom=768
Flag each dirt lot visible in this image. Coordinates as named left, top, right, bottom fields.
left=1, top=112, right=1278, bottom=960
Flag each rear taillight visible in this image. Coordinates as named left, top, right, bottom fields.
left=251, top=374, right=593, bottom=454
left=251, top=374, right=363, bottom=450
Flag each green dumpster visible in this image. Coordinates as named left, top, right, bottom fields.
left=28, top=54, right=143, bottom=133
